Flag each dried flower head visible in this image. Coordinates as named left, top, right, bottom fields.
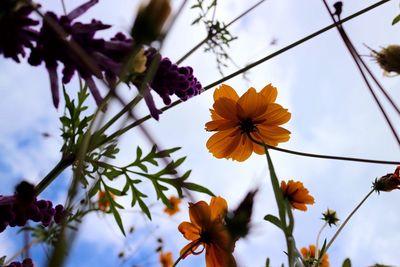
left=280, top=180, right=314, bottom=211
left=321, top=209, right=339, bottom=227
left=163, top=196, right=181, bottom=216
left=205, top=84, right=291, bottom=161
left=373, top=166, right=400, bottom=193
left=178, top=196, right=237, bottom=267
left=372, top=45, right=400, bottom=75
left=301, top=245, right=329, bottom=267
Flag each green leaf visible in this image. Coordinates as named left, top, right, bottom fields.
left=183, top=182, right=214, bottom=196
left=138, top=197, right=152, bottom=220
left=88, top=179, right=101, bottom=198
left=265, top=258, right=270, bottom=267
left=0, top=256, right=6, bottom=265
left=110, top=205, right=125, bottom=236
left=392, top=14, right=400, bottom=25
left=342, top=258, right=352, bottom=267
left=264, top=214, right=282, bottom=230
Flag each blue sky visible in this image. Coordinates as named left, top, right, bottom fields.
left=1, top=0, right=400, bottom=266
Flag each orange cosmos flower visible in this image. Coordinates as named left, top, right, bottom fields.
left=98, top=191, right=114, bottom=212
left=301, top=245, right=330, bottom=267
left=280, top=180, right=314, bottom=211
left=205, top=84, right=291, bottom=161
left=164, top=196, right=181, bottom=216
left=178, top=197, right=236, bottom=267
left=159, top=251, right=173, bottom=267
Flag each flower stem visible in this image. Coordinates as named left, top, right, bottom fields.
left=315, top=222, right=327, bottom=260
left=34, top=154, right=75, bottom=195
left=325, top=188, right=374, bottom=252
left=4, top=239, right=40, bottom=265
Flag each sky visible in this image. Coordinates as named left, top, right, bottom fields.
left=1, top=0, right=400, bottom=266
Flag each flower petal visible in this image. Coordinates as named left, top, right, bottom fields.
left=213, top=84, right=239, bottom=101
left=260, top=83, right=277, bottom=103
left=206, top=128, right=242, bottom=159
left=257, top=125, right=291, bottom=146
left=228, top=135, right=253, bottom=162
left=210, top=197, right=228, bottom=221
left=189, top=201, right=211, bottom=228
left=213, top=98, right=239, bottom=121
left=205, top=119, right=237, bottom=132
left=237, top=88, right=268, bottom=119
left=178, top=222, right=201, bottom=241
left=258, top=103, right=291, bottom=125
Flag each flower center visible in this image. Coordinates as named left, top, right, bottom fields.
left=200, top=230, right=213, bottom=244
left=239, top=118, right=257, bottom=133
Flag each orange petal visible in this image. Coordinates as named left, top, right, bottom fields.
left=257, top=125, right=291, bottom=146
left=228, top=135, right=253, bottom=162
left=213, top=98, right=239, bottom=121
left=210, top=109, right=223, bottom=120
left=189, top=201, right=211, bottom=228
left=178, top=222, right=201, bottom=241
left=250, top=132, right=266, bottom=155
left=205, top=119, right=237, bottom=131
left=259, top=103, right=291, bottom=125
left=213, top=84, right=239, bottom=101
left=210, top=197, right=228, bottom=221
left=260, top=84, right=278, bottom=103
left=206, top=244, right=236, bottom=267
left=206, top=128, right=242, bottom=159
left=237, top=88, right=268, bottom=119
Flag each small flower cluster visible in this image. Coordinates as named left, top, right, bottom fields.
left=0, top=182, right=65, bottom=233
left=3, top=258, right=34, bottom=267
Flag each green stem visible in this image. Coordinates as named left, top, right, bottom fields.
left=34, top=154, right=75, bottom=195
left=325, top=188, right=374, bottom=252
left=315, top=222, right=327, bottom=261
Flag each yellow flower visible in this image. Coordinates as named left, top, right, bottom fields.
left=178, top=197, right=236, bottom=267
left=301, top=245, right=330, bottom=267
left=98, top=191, right=114, bottom=212
left=164, top=196, right=181, bottom=216
left=280, top=180, right=314, bottom=211
left=205, top=84, right=291, bottom=162
left=159, top=251, right=173, bottom=267
left=131, top=48, right=147, bottom=74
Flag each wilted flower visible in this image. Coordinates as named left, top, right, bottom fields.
left=131, top=0, right=171, bottom=44
left=373, top=166, right=400, bottom=193
left=163, top=196, right=181, bottom=216
left=371, top=45, right=400, bottom=75
left=178, top=196, right=236, bottom=267
left=0, top=1, right=39, bottom=62
left=321, top=209, right=339, bottom=227
left=301, top=245, right=329, bottom=267
left=205, top=84, right=291, bottom=161
left=159, top=251, right=173, bottom=267
left=280, top=180, right=314, bottom=211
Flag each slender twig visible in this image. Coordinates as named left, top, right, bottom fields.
left=325, top=189, right=374, bottom=252
left=176, top=0, right=267, bottom=64
left=321, top=0, right=400, bottom=148
left=315, top=222, right=327, bottom=260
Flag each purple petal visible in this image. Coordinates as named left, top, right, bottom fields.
left=67, top=0, right=99, bottom=21
left=85, top=76, right=103, bottom=105
left=143, top=89, right=161, bottom=120
left=47, top=64, right=60, bottom=108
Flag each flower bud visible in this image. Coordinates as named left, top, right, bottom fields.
left=131, top=0, right=171, bottom=44
left=373, top=166, right=400, bottom=192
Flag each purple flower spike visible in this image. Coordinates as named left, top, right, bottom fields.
left=28, top=0, right=134, bottom=108
left=0, top=2, right=39, bottom=62
left=142, top=49, right=203, bottom=118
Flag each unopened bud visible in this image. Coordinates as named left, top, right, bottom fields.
left=373, top=166, right=400, bottom=193
left=131, top=0, right=171, bottom=44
